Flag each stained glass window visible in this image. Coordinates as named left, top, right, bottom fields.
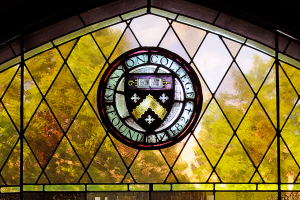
left=0, top=2, right=300, bottom=200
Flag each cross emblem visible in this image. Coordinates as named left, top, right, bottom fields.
left=131, top=93, right=140, bottom=103
left=159, top=93, right=169, bottom=103
left=145, top=115, right=155, bottom=124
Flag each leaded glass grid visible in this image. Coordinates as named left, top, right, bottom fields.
left=0, top=5, right=300, bottom=200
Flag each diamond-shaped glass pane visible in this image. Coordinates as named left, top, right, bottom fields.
left=23, top=140, right=42, bottom=183
left=281, top=62, right=300, bottom=94
left=0, top=65, right=18, bottom=98
left=222, top=37, right=242, bottom=58
left=58, top=39, right=77, bottom=59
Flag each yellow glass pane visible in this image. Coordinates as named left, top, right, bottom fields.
left=257, top=65, right=276, bottom=127
left=88, top=137, right=127, bottom=183
left=80, top=172, right=92, bottom=184
left=237, top=99, right=276, bottom=166
left=194, top=99, right=233, bottom=166
left=67, top=101, right=106, bottom=167
left=166, top=172, right=177, bottom=183
left=1, top=140, right=20, bottom=185
left=25, top=101, right=63, bottom=168
left=46, top=65, right=84, bottom=131
left=208, top=172, right=220, bottom=183
left=0, top=65, right=18, bottom=98
left=93, top=23, right=126, bottom=59
left=45, top=137, right=84, bottom=183
left=160, top=140, right=185, bottom=167
left=23, top=140, right=41, bottom=184
left=25, top=48, right=64, bottom=95
left=173, top=135, right=212, bottom=182
left=58, top=39, right=77, bottom=59
left=216, top=136, right=255, bottom=182
left=281, top=62, right=300, bottom=94
left=222, top=37, right=242, bottom=58
left=67, top=34, right=105, bottom=94
left=258, top=139, right=277, bottom=182
left=216, top=63, right=254, bottom=129
left=130, top=150, right=169, bottom=183
left=172, top=22, right=206, bottom=57
left=37, top=173, right=49, bottom=184
left=0, top=177, right=4, bottom=186
left=123, top=173, right=134, bottom=183
left=251, top=172, right=263, bottom=183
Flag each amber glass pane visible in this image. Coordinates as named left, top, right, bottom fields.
left=67, top=101, right=106, bottom=167
left=130, top=14, right=169, bottom=47
left=0, top=177, right=4, bottom=186
left=58, top=39, right=77, bottom=59
left=24, top=67, right=42, bottom=127
left=258, top=139, right=277, bottom=182
left=88, top=137, right=127, bottom=183
left=80, top=172, right=92, bottom=183
left=0, top=65, right=18, bottom=98
left=257, top=66, right=276, bottom=126
left=279, top=66, right=298, bottom=128
left=109, top=28, right=140, bottom=63
left=166, top=172, right=177, bottom=183
left=282, top=192, right=300, bottom=199
left=45, top=137, right=84, bottom=183
left=123, top=173, right=134, bottom=183
left=159, top=28, right=190, bottom=62
left=216, top=192, right=277, bottom=200
left=281, top=62, right=300, bottom=94
left=0, top=104, right=19, bottom=169
left=25, top=101, right=63, bottom=168
left=194, top=33, right=232, bottom=92
left=216, top=136, right=255, bottom=182
left=130, top=150, right=169, bottom=183
left=236, top=46, right=274, bottom=93
left=46, top=65, right=84, bottom=131
left=280, top=139, right=299, bottom=183
left=216, top=63, right=254, bottom=129
left=67, top=34, right=105, bottom=94
left=237, top=99, right=276, bottom=166
left=1, top=140, right=20, bottom=185
left=173, top=135, right=212, bottom=182
left=37, top=173, right=49, bottom=184
left=23, top=140, right=41, bottom=184
left=172, top=22, right=206, bottom=57
left=222, top=38, right=242, bottom=58
left=2, top=68, right=21, bottom=131
left=194, top=100, right=233, bottom=166
left=251, top=172, right=263, bottom=183
left=160, top=140, right=185, bottom=167
left=25, top=48, right=64, bottom=95
left=208, top=172, right=220, bottom=183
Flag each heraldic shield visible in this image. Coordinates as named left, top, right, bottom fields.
left=125, top=74, right=174, bottom=132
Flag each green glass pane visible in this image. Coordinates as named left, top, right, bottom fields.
left=173, top=135, right=212, bottom=182
left=123, top=173, right=134, bottom=183
left=194, top=33, right=232, bottom=92
left=159, top=28, right=190, bottom=62
left=88, top=137, right=127, bottom=183
left=257, top=66, right=276, bottom=127
left=208, top=172, right=220, bottom=183
left=0, top=104, right=19, bottom=169
left=251, top=172, right=263, bottom=183
left=215, top=184, right=255, bottom=190
left=45, top=185, right=85, bottom=191
left=67, top=101, right=105, bottom=167
left=279, top=66, right=298, bottom=128
left=280, top=139, right=299, bottom=183
left=121, top=8, right=147, bottom=20
left=92, top=22, right=126, bottom=59
left=236, top=46, right=274, bottom=93
left=130, top=150, right=169, bottom=183
left=258, top=139, right=277, bottom=182
left=87, top=184, right=127, bottom=191
left=24, top=67, right=42, bottom=127
left=130, top=14, right=169, bottom=47
left=1, top=140, right=20, bottom=185
left=173, top=184, right=213, bottom=191
left=282, top=102, right=300, bottom=166
left=129, top=184, right=149, bottom=191
left=172, top=22, right=206, bottom=57
left=58, top=39, right=77, bottom=59
left=23, top=185, right=43, bottom=191
left=2, top=68, right=21, bottom=131
left=25, top=48, right=64, bottom=95
left=37, top=173, right=49, bottom=184
left=222, top=37, right=242, bottom=58
left=45, top=137, right=84, bottom=183
left=109, top=28, right=140, bottom=63
left=281, top=62, right=300, bottom=94
left=0, top=65, right=18, bottom=98
left=166, top=172, right=177, bottom=183
left=160, top=140, right=185, bottom=166
left=80, top=172, right=92, bottom=183
left=110, top=135, right=138, bottom=167
left=216, top=63, right=254, bottom=129
left=216, top=136, right=255, bottom=182
left=67, top=34, right=105, bottom=94
left=23, top=140, right=41, bottom=184
left=150, top=8, right=177, bottom=19
left=153, top=184, right=171, bottom=191
left=237, top=99, right=276, bottom=166
left=46, top=65, right=84, bottom=131
left=194, top=99, right=233, bottom=166
left=25, top=101, right=63, bottom=168
left=215, top=192, right=277, bottom=200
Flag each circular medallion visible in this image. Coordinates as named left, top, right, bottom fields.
left=98, top=47, right=203, bottom=149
